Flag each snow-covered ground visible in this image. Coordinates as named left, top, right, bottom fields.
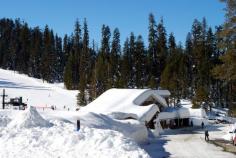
left=1, top=69, right=236, bottom=158
left=0, top=108, right=150, bottom=158
left=142, top=125, right=236, bottom=158
left=0, top=69, right=151, bottom=158
left=0, top=69, right=78, bottom=110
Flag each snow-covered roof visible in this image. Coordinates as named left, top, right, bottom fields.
left=156, top=90, right=171, bottom=97
left=158, top=107, right=207, bottom=120
left=158, top=107, right=190, bottom=120
left=79, top=88, right=169, bottom=122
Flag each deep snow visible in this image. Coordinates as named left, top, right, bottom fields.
left=0, top=69, right=78, bottom=110
left=0, top=69, right=151, bottom=157
left=1, top=69, right=236, bottom=158
left=0, top=109, right=150, bottom=158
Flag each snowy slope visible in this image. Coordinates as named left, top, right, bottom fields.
left=0, top=69, right=78, bottom=110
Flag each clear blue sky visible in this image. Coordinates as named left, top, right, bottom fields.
left=0, top=0, right=225, bottom=47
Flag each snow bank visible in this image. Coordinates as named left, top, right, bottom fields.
left=80, top=112, right=148, bottom=143
left=8, top=106, right=52, bottom=128
left=222, top=123, right=236, bottom=141
left=0, top=119, right=150, bottom=158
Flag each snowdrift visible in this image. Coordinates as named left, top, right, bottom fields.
left=0, top=116, right=150, bottom=158
left=223, top=123, right=236, bottom=141
left=8, top=106, right=52, bottom=128
left=80, top=112, right=148, bottom=143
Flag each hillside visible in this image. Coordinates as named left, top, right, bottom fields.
left=0, top=69, right=78, bottom=110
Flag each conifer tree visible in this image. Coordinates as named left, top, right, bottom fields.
left=156, top=18, right=168, bottom=85
left=213, top=0, right=236, bottom=110
left=185, top=32, right=194, bottom=97
left=148, top=13, right=158, bottom=88
left=78, top=19, right=90, bottom=106
left=95, top=25, right=111, bottom=95
left=72, top=19, right=81, bottom=89
left=41, top=25, right=53, bottom=82
left=29, top=27, right=43, bottom=78
left=55, top=35, right=63, bottom=82
left=64, top=53, right=73, bottom=89
left=134, top=35, right=146, bottom=88
left=120, top=38, right=130, bottom=87
left=129, top=32, right=136, bottom=87
left=18, top=23, right=31, bottom=74
left=110, top=28, right=121, bottom=87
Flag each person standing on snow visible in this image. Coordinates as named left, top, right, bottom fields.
left=201, top=122, right=204, bottom=129
left=205, top=130, right=209, bottom=141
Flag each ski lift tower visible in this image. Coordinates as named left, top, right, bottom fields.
left=0, top=89, right=8, bottom=109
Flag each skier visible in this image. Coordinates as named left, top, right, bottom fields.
left=205, top=130, right=209, bottom=141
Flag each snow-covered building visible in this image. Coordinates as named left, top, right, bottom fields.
left=79, top=89, right=208, bottom=133
left=79, top=88, right=170, bottom=128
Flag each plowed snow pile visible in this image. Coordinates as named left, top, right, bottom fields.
left=0, top=110, right=150, bottom=158
left=7, top=106, right=51, bottom=128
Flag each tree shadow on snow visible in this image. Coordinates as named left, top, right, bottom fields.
left=140, top=136, right=171, bottom=158
left=0, top=80, right=50, bottom=91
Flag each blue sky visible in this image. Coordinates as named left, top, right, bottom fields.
left=0, top=0, right=225, bottom=47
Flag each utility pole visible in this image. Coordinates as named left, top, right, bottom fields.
left=0, top=89, right=8, bottom=109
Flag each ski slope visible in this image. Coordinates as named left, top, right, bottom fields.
left=0, top=69, right=78, bottom=110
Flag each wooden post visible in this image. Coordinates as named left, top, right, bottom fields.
left=1, top=89, right=7, bottom=109
left=77, top=120, right=80, bottom=131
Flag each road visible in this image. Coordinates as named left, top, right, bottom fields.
left=142, top=125, right=236, bottom=158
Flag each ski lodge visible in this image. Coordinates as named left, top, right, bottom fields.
left=80, top=88, right=208, bottom=130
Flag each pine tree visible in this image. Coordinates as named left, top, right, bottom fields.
left=129, top=32, right=136, bottom=87
left=41, top=25, right=55, bottom=82
left=191, top=19, right=204, bottom=91
left=120, top=38, right=130, bottom=87
left=78, top=19, right=90, bottom=106
left=185, top=32, right=194, bottom=97
left=212, top=0, right=236, bottom=111
left=168, top=33, right=176, bottom=55
left=161, top=39, right=188, bottom=105
left=156, top=18, right=168, bottom=85
left=55, top=35, right=64, bottom=82
left=148, top=13, right=158, bottom=88
left=72, top=19, right=81, bottom=89
left=134, top=35, right=146, bottom=88
left=110, top=28, right=121, bottom=87
left=64, top=53, right=73, bottom=89
left=95, top=25, right=111, bottom=95
left=29, top=27, right=43, bottom=78
left=17, top=23, right=31, bottom=74
left=192, top=86, right=209, bottom=109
